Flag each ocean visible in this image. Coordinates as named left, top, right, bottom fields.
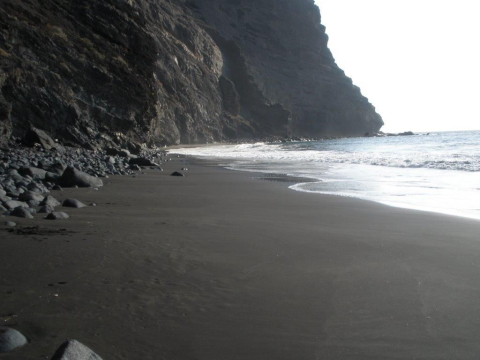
left=169, top=130, right=480, bottom=221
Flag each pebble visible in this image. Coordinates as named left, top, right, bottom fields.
left=4, top=221, right=16, bottom=227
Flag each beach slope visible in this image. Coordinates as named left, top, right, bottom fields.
left=1, top=158, right=480, bottom=359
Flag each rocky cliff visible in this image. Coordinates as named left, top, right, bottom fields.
left=0, top=0, right=383, bottom=148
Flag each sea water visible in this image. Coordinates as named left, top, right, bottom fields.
left=169, top=131, right=480, bottom=221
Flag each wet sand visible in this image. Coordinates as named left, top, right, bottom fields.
left=2, top=156, right=480, bottom=359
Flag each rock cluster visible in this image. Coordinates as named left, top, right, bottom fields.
left=1, top=131, right=166, bottom=220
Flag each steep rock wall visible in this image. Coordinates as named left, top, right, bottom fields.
left=0, top=0, right=383, bottom=148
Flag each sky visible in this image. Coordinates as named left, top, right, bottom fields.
left=314, top=0, right=480, bottom=133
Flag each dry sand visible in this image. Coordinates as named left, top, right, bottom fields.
left=2, top=156, right=480, bottom=359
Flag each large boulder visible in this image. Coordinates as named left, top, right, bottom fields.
left=24, top=127, right=65, bottom=152
left=51, top=340, right=102, bottom=360
left=59, top=167, right=103, bottom=188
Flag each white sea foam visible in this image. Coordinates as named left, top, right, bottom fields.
left=170, top=131, right=480, bottom=220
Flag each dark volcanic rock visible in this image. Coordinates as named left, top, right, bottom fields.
left=171, top=171, right=185, bottom=177
left=23, top=127, right=65, bottom=152
left=40, top=195, right=61, bottom=207
left=18, top=167, right=47, bottom=180
left=0, top=327, right=27, bottom=353
left=39, top=204, right=55, bottom=213
left=62, top=198, right=86, bottom=208
left=51, top=340, right=102, bottom=360
left=3, top=200, right=28, bottom=210
left=46, top=211, right=69, bottom=220
left=0, top=0, right=382, bottom=148
left=59, top=167, right=103, bottom=188
left=10, top=207, right=33, bottom=218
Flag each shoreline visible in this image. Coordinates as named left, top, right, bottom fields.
left=2, top=155, right=480, bottom=359
left=168, top=138, right=480, bottom=223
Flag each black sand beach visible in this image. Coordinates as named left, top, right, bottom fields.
left=2, top=156, right=480, bottom=359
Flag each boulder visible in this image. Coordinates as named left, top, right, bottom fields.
left=46, top=212, right=70, bottom=220
left=62, top=199, right=86, bottom=208
left=39, top=205, right=55, bottom=213
left=19, top=191, right=45, bottom=202
left=0, top=327, right=28, bottom=353
left=3, top=200, right=29, bottom=210
left=10, top=207, right=33, bottom=218
left=59, top=167, right=103, bottom=188
left=23, top=127, right=65, bottom=152
left=51, top=340, right=103, bottom=360
left=40, top=195, right=61, bottom=207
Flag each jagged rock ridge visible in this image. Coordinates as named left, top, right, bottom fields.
left=0, top=0, right=383, bottom=148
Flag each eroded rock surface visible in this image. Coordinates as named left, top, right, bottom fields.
left=0, top=0, right=383, bottom=147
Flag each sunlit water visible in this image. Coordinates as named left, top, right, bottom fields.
left=169, top=131, right=480, bottom=220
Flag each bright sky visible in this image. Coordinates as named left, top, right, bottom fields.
left=314, top=0, right=480, bottom=133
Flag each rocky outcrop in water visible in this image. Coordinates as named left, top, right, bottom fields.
left=0, top=0, right=383, bottom=147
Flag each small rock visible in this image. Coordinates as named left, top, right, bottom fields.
left=51, top=340, right=103, bottom=360
left=46, top=212, right=69, bottom=220
left=4, top=221, right=16, bottom=227
left=62, top=199, right=86, bottom=208
left=181, top=168, right=188, bottom=171
left=0, top=327, right=28, bottom=353
left=171, top=171, right=185, bottom=177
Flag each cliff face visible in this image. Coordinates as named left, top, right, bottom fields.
left=0, top=0, right=383, bottom=148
